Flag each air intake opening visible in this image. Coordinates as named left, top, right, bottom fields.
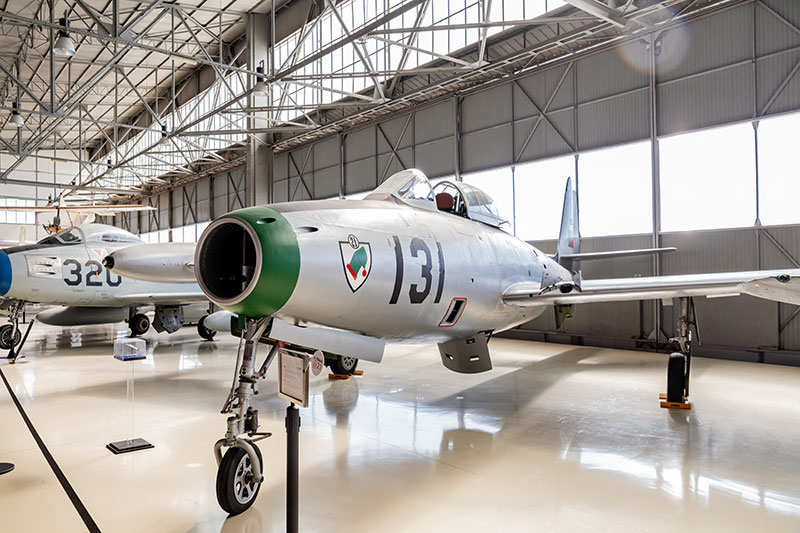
left=438, top=298, right=467, bottom=327
left=197, top=220, right=258, bottom=302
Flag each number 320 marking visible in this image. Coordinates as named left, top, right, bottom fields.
left=63, top=259, right=122, bottom=287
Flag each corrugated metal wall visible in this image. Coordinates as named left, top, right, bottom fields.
left=514, top=224, right=800, bottom=365
left=108, top=166, right=246, bottom=234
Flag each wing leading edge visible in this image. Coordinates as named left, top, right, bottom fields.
left=111, top=291, right=208, bottom=306
left=503, top=269, right=800, bottom=307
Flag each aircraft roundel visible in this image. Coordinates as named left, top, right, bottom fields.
left=339, top=234, right=372, bottom=293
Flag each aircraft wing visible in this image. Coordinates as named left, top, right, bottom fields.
left=503, top=269, right=800, bottom=307
left=109, top=291, right=208, bottom=306
left=2, top=204, right=154, bottom=213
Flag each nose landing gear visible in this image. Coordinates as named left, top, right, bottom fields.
left=0, top=324, right=21, bottom=352
left=214, top=316, right=277, bottom=515
left=3, top=301, right=31, bottom=362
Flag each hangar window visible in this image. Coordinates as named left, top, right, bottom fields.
left=515, top=155, right=575, bottom=241
left=756, top=112, right=800, bottom=226
left=0, top=198, right=36, bottom=225
left=578, top=141, right=652, bottom=237
left=270, top=0, right=570, bottom=125
left=660, top=122, right=756, bottom=232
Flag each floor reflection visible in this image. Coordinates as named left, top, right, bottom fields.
left=304, top=344, right=800, bottom=521
left=5, top=324, right=800, bottom=531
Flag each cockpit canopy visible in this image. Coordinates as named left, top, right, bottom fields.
left=364, top=169, right=435, bottom=210
left=37, top=226, right=84, bottom=245
left=365, top=169, right=505, bottom=228
left=37, top=225, right=143, bottom=246
left=432, top=181, right=504, bottom=227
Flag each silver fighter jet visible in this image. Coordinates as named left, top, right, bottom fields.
left=0, top=223, right=214, bottom=358
left=108, top=169, right=800, bottom=515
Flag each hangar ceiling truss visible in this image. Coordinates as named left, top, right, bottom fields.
left=0, top=0, right=750, bottom=204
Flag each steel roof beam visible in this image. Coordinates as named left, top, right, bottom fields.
left=273, top=0, right=427, bottom=80
left=367, top=17, right=596, bottom=34
left=562, top=0, right=629, bottom=28
left=0, top=176, right=138, bottom=193
left=0, top=62, right=50, bottom=111
left=0, top=10, right=258, bottom=76
left=387, top=0, right=431, bottom=96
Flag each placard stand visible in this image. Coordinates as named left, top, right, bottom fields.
left=286, top=403, right=300, bottom=533
left=107, top=352, right=153, bottom=454
left=278, top=347, right=317, bottom=533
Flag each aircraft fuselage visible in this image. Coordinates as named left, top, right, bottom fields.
left=216, top=200, right=571, bottom=343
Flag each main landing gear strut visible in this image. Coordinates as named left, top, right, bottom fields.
left=214, top=317, right=278, bottom=515
left=661, top=297, right=697, bottom=410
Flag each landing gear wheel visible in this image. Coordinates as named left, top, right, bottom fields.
left=666, top=352, right=686, bottom=404
left=129, top=313, right=150, bottom=337
left=197, top=315, right=216, bottom=341
left=216, top=444, right=262, bottom=515
left=329, top=355, right=359, bottom=375
left=0, top=324, right=21, bottom=350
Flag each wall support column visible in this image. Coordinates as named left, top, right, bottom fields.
left=247, top=12, right=272, bottom=206
left=649, top=32, right=663, bottom=344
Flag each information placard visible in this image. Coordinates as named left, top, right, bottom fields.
left=278, top=350, right=309, bottom=407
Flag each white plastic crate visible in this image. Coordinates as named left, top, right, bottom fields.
left=113, top=337, right=146, bottom=361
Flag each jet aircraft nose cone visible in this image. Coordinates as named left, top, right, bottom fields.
left=0, top=250, right=11, bottom=296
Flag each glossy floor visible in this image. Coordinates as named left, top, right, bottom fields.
left=1, top=324, right=800, bottom=532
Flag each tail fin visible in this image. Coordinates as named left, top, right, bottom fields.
left=555, top=177, right=579, bottom=268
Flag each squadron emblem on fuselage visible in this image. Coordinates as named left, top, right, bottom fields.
left=339, top=234, right=372, bottom=292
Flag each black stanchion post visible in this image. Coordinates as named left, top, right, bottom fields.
left=0, top=463, right=14, bottom=475
left=286, top=403, right=300, bottom=533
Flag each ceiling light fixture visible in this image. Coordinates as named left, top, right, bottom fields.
left=159, top=124, right=169, bottom=145
left=53, top=17, right=76, bottom=57
left=253, top=64, right=268, bottom=97
left=9, top=101, right=23, bottom=128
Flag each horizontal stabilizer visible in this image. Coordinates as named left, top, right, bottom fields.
left=559, top=247, right=677, bottom=262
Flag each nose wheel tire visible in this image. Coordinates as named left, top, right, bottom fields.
left=0, top=324, right=21, bottom=350
left=197, top=315, right=217, bottom=341
left=216, top=444, right=263, bottom=516
left=329, top=355, right=359, bottom=375
left=129, top=314, right=150, bottom=337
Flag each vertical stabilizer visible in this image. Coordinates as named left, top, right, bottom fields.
left=555, top=177, right=579, bottom=268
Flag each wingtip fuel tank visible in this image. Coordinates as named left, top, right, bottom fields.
left=104, top=242, right=197, bottom=283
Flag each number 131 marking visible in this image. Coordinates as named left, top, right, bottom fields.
left=389, top=236, right=445, bottom=305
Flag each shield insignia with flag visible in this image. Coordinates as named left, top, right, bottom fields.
left=339, top=235, right=372, bottom=292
